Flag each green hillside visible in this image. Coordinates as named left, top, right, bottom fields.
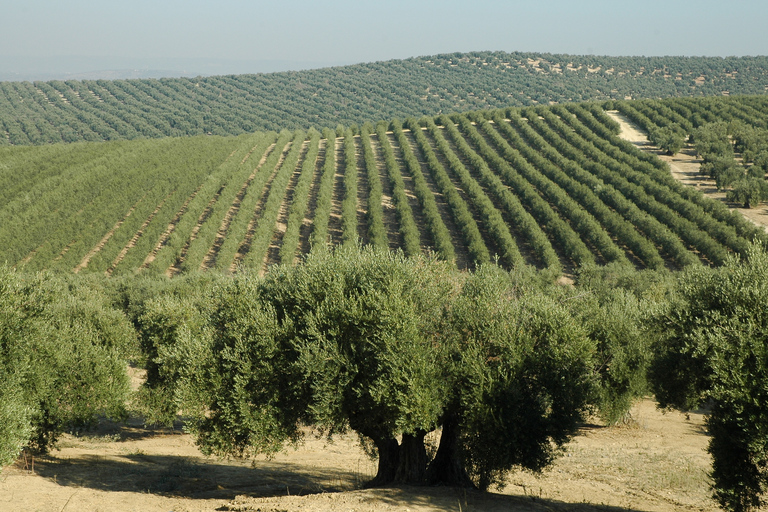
left=2, top=95, right=766, bottom=276
left=1, top=52, right=767, bottom=146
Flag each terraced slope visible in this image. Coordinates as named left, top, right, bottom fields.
left=1, top=52, right=767, bottom=146
left=1, top=96, right=766, bottom=276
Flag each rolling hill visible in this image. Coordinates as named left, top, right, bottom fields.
left=2, top=95, right=766, bottom=276
left=1, top=51, right=767, bottom=146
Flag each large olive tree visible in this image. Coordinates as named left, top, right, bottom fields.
left=651, top=243, right=768, bottom=512
left=138, top=247, right=603, bottom=489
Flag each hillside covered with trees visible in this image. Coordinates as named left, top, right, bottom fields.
left=1, top=51, right=767, bottom=145
left=2, top=95, right=767, bottom=278
left=4, top=51, right=768, bottom=508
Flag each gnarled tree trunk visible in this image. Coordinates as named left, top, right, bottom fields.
left=394, top=431, right=428, bottom=484
left=425, top=414, right=475, bottom=487
left=364, top=437, right=400, bottom=487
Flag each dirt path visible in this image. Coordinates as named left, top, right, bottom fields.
left=297, top=138, right=327, bottom=259
left=368, top=133, right=403, bottom=250
left=0, top=399, right=717, bottom=512
left=262, top=139, right=311, bottom=271
left=605, top=110, right=768, bottom=233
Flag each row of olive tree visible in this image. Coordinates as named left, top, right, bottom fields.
left=6, top=243, right=768, bottom=511
left=133, top=246, right=659, bottom=489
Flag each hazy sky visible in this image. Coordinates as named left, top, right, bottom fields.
left=2, top=0, right=767, bottom=79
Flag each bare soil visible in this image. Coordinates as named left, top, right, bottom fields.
left=297, top=138, right=328, bottom=259
left=0, top=399, right=717, bottom=512
left=368, top=133, right=403, bottom=251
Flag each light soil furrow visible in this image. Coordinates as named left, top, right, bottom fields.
left=53, top=240, right=77, bottom=262
left=262, top=140, right=311, bottom=271
left=327, top=137, right=345, bottom=246
left=166, top=188, right=225, bottom=277
left=369, top=134, right=402, bottom=250
left=354, top=135, right=370, bottom=246
left=401, top=128, right=472, bottom=269
left=140, top=184, right=204, bottom=270
left=230, top=141, right=294, bottom=270
left=106, top=193, right=173, bottom=276
left=298, top=139, right=328, bottom=259
left=240, top=140, right=267, bottom=165
left=223, top=148, right=239, bottom=164
left=74, top=194, right=147, bottom=273
left=385, top=131, right=434, bottom=252
left=51, top=203, right=98, bottom=262
left=199, top=142, right=278, bottom=270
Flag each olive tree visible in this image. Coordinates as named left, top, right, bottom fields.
left=0, top=267, right=134, bottom=467
left=138, top=248, right=603, bottom=490
left=650, top=243, right=768, bottom=512
left=432, top=264, right=598, bottom=489
left=649, top=127, right=685, bottom=155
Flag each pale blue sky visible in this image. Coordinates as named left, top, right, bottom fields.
left=2, top=0, right=767, bottom=79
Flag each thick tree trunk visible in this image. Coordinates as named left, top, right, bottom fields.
left=425, top=414, right=475, bottom=487
left=394, top=431, right=428, bottom=484
left=364, top=437, right=400, bottom=487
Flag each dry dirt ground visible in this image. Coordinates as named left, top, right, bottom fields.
left=604, top=110, right=768, bottom=233
left=0, top=399, right=717, bottom=512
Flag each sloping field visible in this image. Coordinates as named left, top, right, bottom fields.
left=1, top=52, right=767, bottom=145
left=2, top=96, right=767, bottom=276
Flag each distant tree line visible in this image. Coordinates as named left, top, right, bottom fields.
left=1, top=52, right=768, bottom=145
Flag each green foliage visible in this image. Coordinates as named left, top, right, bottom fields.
left=444, top=265, right=597, bottom=489
left=129, top=272, right=227, bottom=425
left=650, top=243, right=768, bottom=511
left=727, top=177, right=768, bottom=208
left=308, top=128, right=338, bottom=250
left=374, top=122, right=421, bottom=256
left=0, top=267, right=134, bottom=465
left=132, top=248, right=613, bottom=489
left=2, top=96, right=767, bottom=274
left=391, top=119, right=455, bottom=264
left=574, top=264, right=673, bottom=423
left=341, top=128, right=359, bottom=246
left=649, top=127, right=685, bottom=155
left=3, top=53, right=768, bottom=146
